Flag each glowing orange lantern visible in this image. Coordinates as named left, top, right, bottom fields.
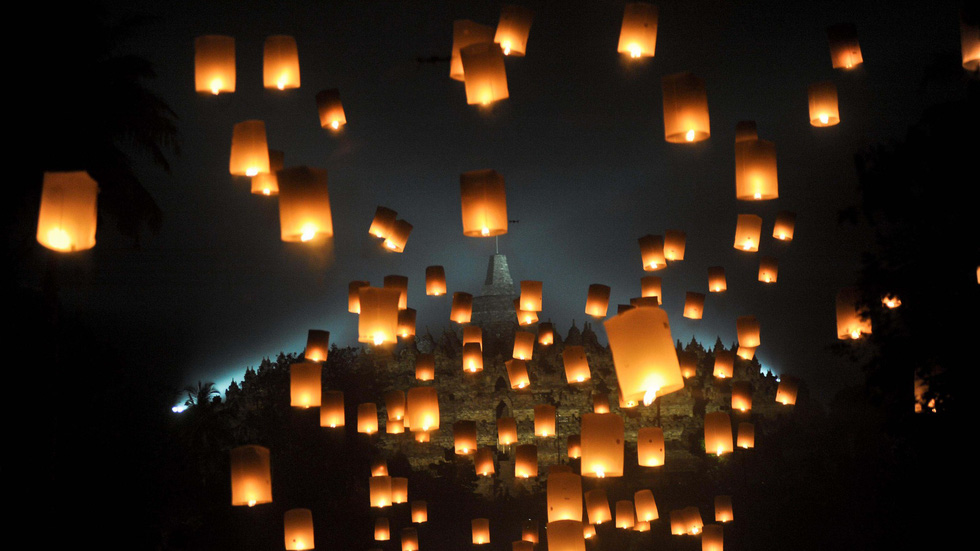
left=426, top=266, right=447, bottom=295
left=371, top=458, right=388, bottom=477
left=593, top=393, right=610, bottom=414
left=290, top=362, right=321, bottom=408
left=586, top=284, right=610, bottom=317
left=315, top=88, right=345, bottom=131
left=401, top=527, right=419, bottom=551
left=715, top=495, right=733, bottom=522
left=664, top=230, right=686, bottom=261
left=775, top=376, right=799, bottom=405
left=736, top=316, right=760, bottom=348
left=251, top=150, right=282, bottom=196
left=684, top=292, right=705, bottom=320
left=637, top=426, right=665, bottom=466
left=463, top=325, right=483, bottom=347
left=230, top=445, right=272, bottom=506
left=229, top=120, right=270, bottom=177
left=358, top=287, right=400, bottom=345
left=567, top=434, right=581, bottom=458
left=515, top=444, right=538, bottom=478
left=580, top=413, right=624, bottom=478
left=463, top=342, right=483, bottom=373
left=375, top=518, right=390, bottom=541
left=450, top=20, right=494, bottom=81
left=514, top=541, right=534, bottom=551
left=36, top=171, right=98, bottom=252
left=278, top=166, right=334, bottom=243
left=471, top=518, right=491, bottom=544
left=547, top=472, right=582, bottom=522
left=808, top=81, right=839, bottom=127
left=618, top=2, right=658, bottom=58
left=731, top=382, right=752, bottom=412
left=827, top=23, right=863, bottom=69
left=194, top=35, right=235, bottom=95
left=963, top=10, right=980, bottom=70
left=498, top=417, right=518, bottom=445
left=454, top=420, right=477, bottom=454
left=475, top=447, right=495, bottom=476
left=635, top=490, right=659, bottom=521
left=702, top=524, right=723, bottom=550
left=507, top=359, right=531, bottom=389
left=583, top=524, right=596, bottom=539
left=669, top=507, right=703, bottom=535
left=773, top=211, right=796, bottom=241
left=713, top=351, right=734, bottom=379
left=412, top=501, right=427, bottom=523
left=386, top=418, right=404, bottom=434
left=461, top=42, right=509, bottom=105
left=604, top=307, right=684, bottom=405
left=513, top=331, right=535, bottom=360
left=384, top=390, right=406, bottom=422
left=736, top=345, right=756, bottom=360
left=263, top=35, right=300, bottom=90
left=516, top=300, right=539, bottom=325
left=383, top=274, right=408, bottom=309
left=735, top=120, right=757, bottom=142
left=520, top=280, right=543, bottom=311
left=663, top=72, right=710, bottom=143
left=638, top=234, right=666, bottom=270
left=415, top=354, right=435, bottom=381
left=534, top=405, right=556, bottom=437
left=639, top=276, right=663, bottom=304
left=349, top=281, right=369, bottom=313
left=320, top=391, right=344, bottom=428
left=370, top=475, right=392, bottom=508
left=369, top=207, right=397, bottom=239
left=733, top=214, right=762, bottom=252
left=758, top=256, right=778, bottom=283
left=398, top=308, right=417, bottom=338
left=704, top=412, right=733, bottom=456
left=708, top=267, right=727, bottom=293
left=615, top=501, right=635, bottom=529
left=406, top=387, right=440, bottom=432
left=521, top=520, right=539, bottom=543
left=679, top=351, right=697, bottom=378
left=383, top=219, right=412, bottom=252
left=451, top=292, right=474, bottom=323
left=495, top=5, right=534, bottom=56
left=737, top=422, right=755, bottom=448
left=563, top=346, right=591, bottom=383
left=548, top=520, right=585, bottom=551
left=538, top=322, right=555, bottom=346
left=735, top=138, right=778, bottom=201
left=836, top=287, right=871, bottom=339
left=460, top=169, right=508, bottom=237
left=358, top=403, right=379, bottom=434
left=585, top=489, right=612, bottom=524
left=284, top=508, right=314, bottom=550
left=303, top=330, right=329, bottom=362
left=391, top=477, right=408, bottom=504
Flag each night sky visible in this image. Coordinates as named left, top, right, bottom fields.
left=35, top=0, right=966, bottom=406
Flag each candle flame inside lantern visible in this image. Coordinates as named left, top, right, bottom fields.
left=277, top=78, right=286, bottom=90
left=248, top=500, right=256, bottom=507
left=46, top=228, right=71, bottom=251
left=686, top=129, right=695, bottom=142
left=629, top=44, right=642, bottom=58
left=374, top=332, right=385, bottom=345
left=850, top=329, right=860, bottom=339
left=246, top=168, right=259, bottom=177
left=211, top=79, right=222, bottom=95
left=819, top=113, right=829, bottom=124
left=481, top=226, right=489, bottom=236
left=502, top=41, right=512, bottom=55
left=300, top=224, right=318, bottom=242
left=595, top=468, right=605, bottom=478
left=331, top=120, right=339, bottom=130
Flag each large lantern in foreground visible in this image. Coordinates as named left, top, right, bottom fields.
left=733, top=214, right=762, bottom=251
left=704, top=412, right=733, bottom=456
left=773, top=211, right=796, bottom=241
left=406, top=387, right=440, bottom=432
left=461, top=42, right=509, bottom=105
left=278, top=166, right=333, bottom=243
left=230, top=445, right=272, bottom=506
left=604, top=307, right=683, bottom=406
left=563, top=345, right=591, bottom=383
left=808, top=81, right=840, bottom=127
left=827, top=23, right=863, bottom=69
left=547, top=472, right=582, bottom=522
left=662, top=72, right=710, bottom=143
left=194, top=35, right=235, bottom=95
left=637, top=426, right=665, bottom=466
left=320, top=391, right=344, bottom=428
left=638, top=234, right=666, bottom=271
left=36, top=171, right=98, bottom=252
left=580, top=413, right=624, bottom=478
left=229, top=120, right=270, bottom=177
left=358, top=287, right=400, bottom=345
left=315, top=88, right=346, bottom=131
left=305, top=329, right=329, bottom=362
left=618, top=2, right=658, bottom=58
left=836, top=287, right=871, bottom=339
left=450, top=20, right=494, bottom=81
left=290, top=362, right=321, bottom=408
left=515, top=444, right=538, bottom=478
left=284, top=508, right=314, bottom=551
left=263, top=35, right=300, bottom=90
left=735, top=139, right=778, bottom=200
left=708, top=266, right=727, bottom=293
left=461, top=169, right=508, bottom=236
left=586, top=284, right=610, bottom=317
left=495, top=5, right=534, bottom=56
left=451, top=292, right=474, bottom=323
left=426, top=265, right=447, bottom=295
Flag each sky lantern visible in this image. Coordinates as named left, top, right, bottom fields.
left=320, top=391, right=345, bottom=428
left=733, top=214, right=762, bottom=251
left=358, top=403, right=379, bottom=434
left=583, top=524, right=596, bottom=539
left=398, top=308, right=417, bottom=338
left=775, top=376, right=799, bottom=405
left=375, top=518, right=390, bottom=541
left=425, top=266, right=447, bottom=295
left=684, top=292, right=705, bottom=320
left=36, top=171, right=98, bottom=252
left=283, top=509, right=314, bottom=551
left=251, top=150, right=283, bottom=196
left=463, top=342, right=484, bottom=373
left=618, top=2, right=658, bottom=58
left=513, top=331, right=535, bottom=360
left=664, top=230, right=686, bottom=261
left=407, top=387, right=440, bottom=432
left=731, top=382, right=753, bottom=412
left=383, top=276, right=408, bottom=310
left=640, top=275, right=662, bottom=303
left=735, top=120, right=757, bottom=142
left=707, top=266, right=727, bottom=293
left=194, top=35, right=235, bottom=95
left=772, top=211, right=796, bottom=241
left=369, top=206, right=398, bottom=239
left=704, top=412, right=733, bottom=456
left=638, top=234, right=666, bottom=270
left=384, top=390, right=406, bottom=421
left=475, top=447, right=495, bottom=476
left=391, top=477, right=408, bottom=503
left=348, top=281, right=369, bottom=313
left=472, top=518, right=491, bottom=544
left=263, top=35, right=300, bottom=90
left=678, top=351, right=697, bottom=378
left=702, top=524, right=723, bottom=551
left=593, top=392, right=610, bottom=413
left=881, top=294, right=901, bottom=309
left=737, top=422, right=755, bottom=448
left=277, top=166, right=334, bottom=243
left=415, top=353, right=435, bottom=381
left=538, top=322, right=555, bottom=345
left=758, top=256, right=778, bottom=283
left=736, top=316, right=761, bottom=348
left=304, top=330, right=329, bottom=362
left=371, top=458, right=388, bottom=477
left=827, top=23, right=863, bottom=69
left=715, top=495, right=734, bottom=522
left=229, top=120, right=270, bottom=177
left=507, top=359, right=531, bottom=389
left=497, top=417, right=518, bottom=445
left=604, top=307, right=684, bottom=406
left=637, top=426, right=665, bottom=466
left=563, top=345, right=591, bottom=383
left=713, top=350, right=734, bottom=379
left=963, top=10, right=980, bottom=70
left=580, top=413, right=624, bottom=478
left=586, top=284, right=611, bottom=317
left=808, top=81, right=840, bottom=126
left=635, top=489, right=659, bottom=522
left=520, top=280, right=543, bottom=311
left=534, top=405, right=556, bottom=437
left=670, top=507, right=704, bottom=535
left=383, top=219, right=412, bottom=252
left=522, top=520, right=539, bottom=543
left=735, top=138, right=778, bottom=200
left=401, top=528, right=419, bottom=551
left=358, top=287, right=400, bottom=345
left=454, top=420, right=477, bottom=454
left=547, top=520, right=585, bottom=551
left=411, top=501, right=427, bottom=523
left=663, top=72, right=710, bottom=143
left=230, top=445, right=272, bottom=507
left=736, top=345, right=756, bottom=360
left=515, top=444, right=538, bottom=478
left=460, top=169, right=508, bottom=236
left=415, top=430, right=430, bottom=442
left=463, top=325, right=483, bottom=347
left=451, top=292, right=474, bottom=323
left=290, top=362, right=321, bottom=408
left=370, top=476, right=392, bottom=508
left=450, top=20, right=494, bottom=81
left=315, top=88, right=346, bottom=131
left=547, top=472, right=583, bottom=522
left=515, top=299, right=539, bottom=325
left=461, top=42, right=509, bottom=105
left=567, top=434, right=582, bottom=458
left=585, top=489, right=612, bottom=524
left=386, top=418, right=404, bottom=434
left=514, top=541, right=534, bottom=551
left=494, top=4, right=533, bottom=56
left=837, top=287, right=871, bottom=339
left=616, top=501, right=636, bottom=529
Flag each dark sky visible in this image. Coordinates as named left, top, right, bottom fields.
left=49, top=0, right=965, bottom=406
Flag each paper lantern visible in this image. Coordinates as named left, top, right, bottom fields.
left=715, top=495, right=733, bottom=522
left=348, top=281, right=369, bottom=313
left=634, top=521, right=651, bottom=532
left=463, top=325, right=483, bottom=347
left=563, top=346, right=591, bottom=384
left=684, top=292, right=705, bottom=320
left=669, top=507, right=704, bottom=535
left=472, top=518, right=491, bottom=544
left=315, top=88, right=345, bottom=131
left=808, top=81, right=840, bottom=127
left=640, top=276, right=663, bottom=304
left=498, top=417, right=518, bottom=445
left=229, top=120, right=270, bottom=177
left=369, top=206, right=397, bottom=238
left=475, top=447, right=495, bottom=476
left=604, top=307, right=684, bottom=405
left=411, top=501, right=427, bottom=523
left=303, top=329, right=330, bottom=362
left=36, top=171, right=98, bottom=252
left=398, top=308, right=417, bottom=338
left=371, top=458, right=388, bottom=477
left=836, top=287, right=871, bottom=339
left=618, top=2, right=658, bottom=58
left=663, top=230, right=687, bottom=261
left=415, top=433, right=431, bottom=443
left=758, top=256, right=778, bottom=283
left=580, top=413, right=624, bottom=478
left=383, top=274, right=408, bottom=310
left=263, top=35, right=300, bottom=90
left=383, top=219, right=412, bottom=252
left=391, top=477, right=408, bottom=504
left=585, top=489, right=612, bottom=524
left=704, top=412, right=733, bottom=456
left=616, top=501, right=635, bottom=529
left=962, top=10, right=980, bottom=70
left=583, top=524, right=596, bottom=539
left=320, top=391, right=344, bottom=428
left=450, top=20, right=494, bottom=81
left=401, top=527, right=419, bottom=551
left=451, top=292, right=474, bottom=323
left=637, top=426, right=665, bottom=466
left=736, top=316, right=760, bottom=348
left=775, top=376, right=799, bottom=405
left=735, top=120, right=757, bottom=142
left=538, top=322, right=555, bottom=346
left=425, top=266, right=447, bottom=296
left=513, top=541, right=534, bottom=551
left=663, top=72, right=710, bottom=143
left=384, top=390, right=406, bottom=422
left=772, top=211, right=796, bottom=241
left=370, top=475, right=392, bottom=508
left=463, top=342, right=484, bottom=373
left=733, top=214, right=762, bottom=251
left=358, top=287, right=400, bottom=345
left=635, top=490, right=659, bottom=521
left=522, top=520, right=539, bottom=543
left=638, top=234, right=666, bottom=271
left=461, top=42, right=509, bottom=105
left=513, top=331, right=535, bottom=360
left=548, top=520, right=585, bottom=551
left=678, top=351, right=697, bottom=378
left=230, top=445, right=272, bottom=506
left=515, top=444, right=538, bottom=478
left=453, top=420, right=477, bottom=454
left=707, top=267, right=727, bottom=293
left=515, top=300, right=539, bottom=325
left=406, top=387, right=440, bottom=431
left=534, top=405, right=556, bottom=437
left=882, top=294, right=901, bottom=309
left=507, top=359, right=531, bottom=389
left=827, top=23, right=863, bottom=69
left=386, top=418, right=404, bottom=434
left=586, top=284, right=610, bottom=317
left=278, top=166, right=334, bottom=243
left=731, top=382, right=752, bottom=412
left=735, top=139, right=778, bottom=200
left=567, top=434, right=581, bottom=459
left=375, top=518, right=390, bottom=541
left=194, top=35, right=235, bottom=95
left=284, top=508, right=314, bottom=550
left=415, top=354, right=435, bottom=381
left=460, top=169, right=508, bottom=237
left=630, top=296, right=660, bottom=310
left=592, top=393, right=610, bottom=414
left=712, top=351, right=734, bottom=379
left=251, top=150, right=283, bottom=196
left=358, top=403, right=379, bottom=434
left=737, top=422, right=755, bottom=448
left=702, top=524, right=723, bottom=551
left=495, top=5, right=534, bottom=56
left=519, top=280, right=543, bottom=312
left=290, top=362, right=321, bottom=408
left=736, top=345, right=756, bottom=360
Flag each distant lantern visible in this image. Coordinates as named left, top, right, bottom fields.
left=370, top=476, right=392, bottom=508
left=451, top=292, right=474, bottom=323
left=384, top=390, right=406, bottom=422
left=461, top=42, right=509, bottom=105
left=548, top=520, right=586, bottom=551
left=704, top=412, right=733, bottom=456
left=383, top=219, right=413, bottom=252
left=836, top=287, right=871, bottom=340
left=758, top=256, right=778, bottom=283
left=808, top=81, right=840, bottom=127
left=618, top=2, right=658, bottom=58
left=773, top=211, right=796, bottom=241
left=733, top=214, right=762, bottom=252
left=567, top=434, right=582, bottom=458
left=425, top=266, right=447, bottom=295
left=670, top=507, right=704, bottom=536
left=36, top=171, right=98, bottom=252
left=411, top=501, right=428, bottom=523
left=963, top=10, right=980, bottom=70
left=635, top=489, right=659, bottom=522
left=475, top=447, right=495, bottom=476
left=194, top=35, right=235, bottom=95
left=406, top=387, right=440, bottom=432
left=515, top=299, right=539, bottom=325
left=349, top=281, right=369, bottom=313
left=386, top=418, right=404, bottom=434
left=538, top=322, right=555, bottom=346
left=583, top=524, right=596, bottom=539
left=369, top=206, right=398, bottom=239
left=713, top=350, right=734, bottom=379
left=563, top=345, right=591, bottom=383
left=401, top=528, right=419, bottom=551
left=251, top=149, right=283, bottom=196
left=604, top=307, right=684, bottom=406
left=384, top=274, right=408, bottom=310
left=315, top=88, right=346, bottom=131
left=585, top=489, right=612, bottom=524
left=708, top=267, right=727, bottom=293
left=637, top=426, right=665, bottom=467
left=263, top=35, right=300, bottom=90
left=735, top=138, right=778, bottom=200
left=664, top=230, right=687, bottom=261
left=450, top=20, right=494, bottom=81
left=371, top=458, right=388, bottom=477
left=375, top=518, right=390, bottom=541
left=304, top=330, right=329, bottom=362
left=592, top=393, right=610, bottom=414
left=514, top=541, right=534, bottom=551
left=735, top=120, right=758, bottom=142
left=737, top=422, right=755, bottom=448
left=460, top=169, right=508, bottom=237
left=520, top=280, right=543, bottom=311
left=495, top=5, right=534, bottom=56
left=522, top=520, right=540, bottom=543
left=515, top=444, right=538, bottom=478
left=463, top=342, right=484, bottom=373
left=415, top=354, right=435, bottom=381
left=736, top=345, right=756, bottom=361
left=702, top=524, right=723, bottom=551
left=586, top=284, right=611, bottom=317
left=663, top=72, right=710, bottom=143
left=320, top=391, right=345, bottom=428
left=630, top=296, right=660, bottom=309
left=498, top=417, right=518, bottom=445
left=882, top=294, right=901, bottom=309
left=358, top=287, right=400, bottom=345
left=284, top=509, right=314, bottom=551
left=278, top=166, right=334, bottom=243
left=398, top=309, right=417, bottom=338
left=715, top=495, right=734, bottom=522
left=640, top=276, right=663, bottom=303
left=391, top=477, right=408, bottom=504
left=731, top=382, right=753, bottom=412
left=638, top=234, right=666, bottom=270
left=513, top=331, right=535, bottom=360
left=827, top=23, right=863, bottom=69
left=615, top=501, right=635, bottom=529
left=634, top=521, right=651, bottom=532
left=229, top=120, right=270, bottom=177
left=463, top=325, right=483, bottom=347
left=547, top=472, right=583, bottom=522
left=534, top=405, right=556, bottom=437
left=775, top=376, right=799, bottom=405
left=472, top=518, right=491, bottom=544
left=736, top=316, right=761, bottom=348
left=358, top=403, right=379, bottom=434
left=507, top=359, right=531, bottom=389
left=684, top=292, right=706, bottom=320
left=580, top=413, right=624, bottom=478
left=454, top=420, right=477, bottom=454
left=679, top=351, right=697, bottom=378
left=290, top=362, right=321, bottom=408
left=230, top=445, right=272, bottom=507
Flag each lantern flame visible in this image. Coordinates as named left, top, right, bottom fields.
left=518, top=382, right=525, bottom=389
left=716, top=445, right=724, bottom=456
left=277, top=78, right=286, bottom=90
left=210, top=79, right=222, bottom=95
left=819, top=113, right=829, bottom=124
left=46, top=228, right=72, bottom=251
left=502, top=41, right=512, bottom=55
left=262, top=188, right=270, bottom=196
left=577, top=376, right=585, bottom=382
left=248, top=500, right=256, bottom=507
left=754, top=192, right=762, bottom=199
left=385, top=240, right=397, bottom=249
left=628, top=44, right=642, bottom=58
left=481, top=226, right=490, bottom=236
left=742, top=240, right=752, bottom=250
left=330, top=120, right=340, bottom=130
left=850, top=329, right=860, bottom=339
left=246, top=168, right=259, bottom=177
left=685, top=129, right=695, bottom=142
left=595, top=468, right=605, bottom=478
left=374, top=332, right=385, bottom=345
left=300, top=225, right=318, bottom=242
